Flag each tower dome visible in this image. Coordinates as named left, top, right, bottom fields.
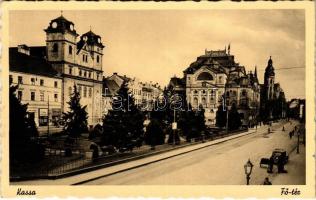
left=44, top=14, right=78, bottom=36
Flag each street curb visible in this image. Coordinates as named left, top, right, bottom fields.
left=72, top=129, right=257, bottom=185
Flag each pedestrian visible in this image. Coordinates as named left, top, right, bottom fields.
left=267, top=156, right=274, bottom=173
left=277, top=156, right=287, bottom=173
left=263, top=177, right=272, bottom=185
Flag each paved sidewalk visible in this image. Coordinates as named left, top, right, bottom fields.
left=13, top=128, right=257, bottom=185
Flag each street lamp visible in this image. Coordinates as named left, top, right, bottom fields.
left=297, top=130, right=300, bottom=154
left=244, top=159, right=254, bottom=185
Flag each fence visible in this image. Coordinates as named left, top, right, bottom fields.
left=11, top=122, right=288, bottom=180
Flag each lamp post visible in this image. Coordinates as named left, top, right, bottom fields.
left=244, top=159, right=254, bottom=185
left=172, top=108, right=177, bottom=146
left=297, top=130, right=300, bottom=154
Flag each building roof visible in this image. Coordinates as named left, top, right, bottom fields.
left=44, top=15, right=78, bottom=36
left=9, top=48, right=60, bottom=78
left=169, top=76, right=186, bottom=89
left=103, top=79, right=120, bottom=96
left=77, top=31, right=105, bottom=53
left=184, top=48, right=236, bottom=75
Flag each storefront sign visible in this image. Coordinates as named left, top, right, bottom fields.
left=39, top=108, right=48, bottom=117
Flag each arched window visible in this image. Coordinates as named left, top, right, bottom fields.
left=69, top=45, right=73, bottom=55
left=52, top=43, right=58, bottom=52
left=193, top=97, right=198, bottom=107
left=197, top=72, right=213, bottom=81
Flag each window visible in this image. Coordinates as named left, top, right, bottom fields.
left=54, top=81, right=58, bottom=88
left=84, top=71, right=87, bottom=77
left=78, top=86, right=82, bottom=96
left=40, top=93, right=44, bottom=101
left=88, top=72, right=91, bottom=78
left=85, top=55, right=88, bottom=62
left=83, top=86, right=87, bottom=97
left=89, top=88, right=92, bottom=97
left=31, top=92, right=35, bottom=101
left=79, top=70, right=82, bottom=76
left=97, top=55, right=100, bottom=63
left=53, top=43, right=58, bottom=52
left=69, top=45, right=73, bottom=55
left=54, top=94, right=58, bottom=102
left=82, top=55, right=85, bottom=62
left=197, top=72, right=213, bottom=81
left=69, top=67, right=72, bottom=75
left=18, top=91, right=22, bottom=101
left=242, top=90, right=247, bottom=97
left=40, top=79, right=44, bottom=86
left=96, top=73, right=99, bottom=80
left=18, top=76, right=23, bottom=84
left=9, top=75, right=13, bottom=84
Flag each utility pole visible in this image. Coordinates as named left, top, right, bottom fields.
left=47, top=95, right=50, bottom=138
left=297, top=130, right=300, bottom=154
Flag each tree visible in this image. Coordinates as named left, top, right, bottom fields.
left=63, top=84, right=88, bottom=138
left=228, top=104, right=242, bottom=131
left=216, top=104, right=227, bottom=128
left=145, top=119, right=165, bottom=149
left=102, top=81, right=144, bottom=150
left=9, top=85, right=43, bottom=165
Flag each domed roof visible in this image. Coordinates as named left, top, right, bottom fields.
left=45, top=15, right=78, bottom=36
left=78, top=30, right=104, bottom=48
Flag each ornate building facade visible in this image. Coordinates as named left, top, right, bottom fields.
left=103, top=73, right=163, bottom=112
left=10, top=15, right=105, bottom=126
left=168, top=46, right=260, bottom=127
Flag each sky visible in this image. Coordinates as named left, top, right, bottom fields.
left=9, top=9, right=305, bottom=99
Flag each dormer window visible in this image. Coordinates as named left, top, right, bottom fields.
left=52, top=43, right=58, bottom=52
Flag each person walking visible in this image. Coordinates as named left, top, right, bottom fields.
left=263, top=177, right=272, bottom=185
left=267, top=156, right=274, bottom=173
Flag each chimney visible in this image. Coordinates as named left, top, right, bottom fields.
left=17, top=44, right=30, bottom=55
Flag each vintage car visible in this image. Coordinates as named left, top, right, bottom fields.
left=271, top=148, right=289, bottom=164
left=259, top=148, right=289, bottom=167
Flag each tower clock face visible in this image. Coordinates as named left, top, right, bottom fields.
left=70, top=24, right=74, bottom=31
left=52, top=22, right=57, bottom=28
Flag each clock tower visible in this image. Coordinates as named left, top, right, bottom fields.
left=44, top=14, right=79, bottom=72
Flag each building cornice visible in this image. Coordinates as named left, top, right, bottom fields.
left=63, top=74, right=103, bottom=84
left=50, top=60, right=103, bottom=73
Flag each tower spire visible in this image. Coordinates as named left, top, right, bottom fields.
left=61, top=10, right=63, bottom=16
left=254, top=66, right=258, bottom=78
left=228, top=43, right=230, bottom=55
